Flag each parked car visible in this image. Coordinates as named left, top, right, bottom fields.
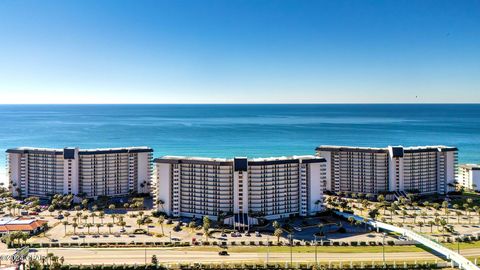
left=245, top=232, right=251, bottom=236
left=56, top=214, right=64, bottom=220
left=255, top=231, right=261, bottom=237
left=218, top=250, right=229, bottom=256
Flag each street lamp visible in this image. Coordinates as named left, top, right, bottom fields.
left=382, top=232, right=386, bottom=267
left=266, top=236, right=270, bottom=264
left=314, top=235, right=318, bottom=267
left=289, top=233, right=293, bottom=265
left=457, top=237, right=461, bottom=254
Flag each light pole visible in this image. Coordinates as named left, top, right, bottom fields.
left=169, top=231, right=172, bottom=243
left=382, top=232, right=386, bottom=267
left=266, top=236, right=270, bottom=264
left=457, top=237, right=461, bottom=254
left=314, top=235, right=318, bottom=267
left=144, top=247, right=147, bottom=265
left=289, top=233, right=293, bottom=265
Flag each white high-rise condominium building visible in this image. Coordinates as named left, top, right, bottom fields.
left=457, top=164, right=480, bottom=191
left=153, top=155, right=326, bottom=223
left=6, top=147, right=153, bottom=199
left=316, top=145, right=458, bottom=195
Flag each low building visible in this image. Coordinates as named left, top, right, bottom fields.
left=153, top=155, right=326, bottom=226
left=316, top=145, right=458, bottom=195
left=0, top=217, right=47, bottom=236
left=6, top=147, right=153, bottom=199
left=457, top=164, right=480, bottom=191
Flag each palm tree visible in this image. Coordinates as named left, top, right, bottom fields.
left=157, top=200, right=165, bottom=212
left=76, top=211, right=82, bottom=221
left=377, top=194, right=386, bottom=214
left=64, top=212, right=71, bottom=222
left=467, top=208, right=473, bottom=224
left=111, top=214, right=117, bottom=223
left=202, top=216, right=211, bottom=241
left=107, top=223, right=114, bottom=234
left=86, top=223, right=93, bottom=234
left=348, top=217, right=355, bottom=225
left=72, top=223, right=78, bottom=235
left=90, top=212, right=97, bottom=224
left=418, top=221, right=424, bottom=232
left=119, top=221, right=126, bottom=231
left=273, top=221, right=280, bottom=230
left=62, top=221, right=69, bottom=236
left=137, top=218, right=143, bottom=228
left=420, top=211, right=427, bottom=224
left=401, top=210, right=408, bottom=224
left=274, top=228, right=283, bottom=244
left=82, top=199, right=88, bottom=210
left=442, top=201, right=449, bottom=217
left=467, top=198, right=473, bottom=207
left=428, top=220, right=435, bottom=233
left=99, top=212, right=105, bottom=224
left=95, top=223, right=102, bottom=234
left=456, top=211, right=462, bottom=224
left=318, top=223, right=325, bottom=237
left=368, top=209, right=379, bottom=220
left=439, top=219, right=448, bottom=232
left=188, top=220, right=196, bottom=233
left=158, top=215, right=165, bottom=235
left=423, top=201, right=430, bottom=209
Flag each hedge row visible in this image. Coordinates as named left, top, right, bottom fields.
left=12, top=239, right=403, bottom=249
left=34, top=262, right=442, bottom=270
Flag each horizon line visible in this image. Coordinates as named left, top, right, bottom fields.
left=0, top=102, right=480, bottom=105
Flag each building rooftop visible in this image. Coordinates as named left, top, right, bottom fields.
left=6, top=146, right=153, bottom=154
left=155, top=155, right=326, bottom=165
left=316, top=145, right=457, bottom=152
left=0, top=217, right=47, bottom=232
left=460, top=164, right=480, bottom=170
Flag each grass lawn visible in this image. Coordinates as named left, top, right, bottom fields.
left=178, top=240, right=480, bottom=253
left=444, top=241, right=480, bottom=250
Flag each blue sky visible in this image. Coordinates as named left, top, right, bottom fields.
left=0, top=0, right=479, bottom=103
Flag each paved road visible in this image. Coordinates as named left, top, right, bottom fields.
left=16, top=248, right=480, bottom=265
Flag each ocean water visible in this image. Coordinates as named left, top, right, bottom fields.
left=1, top=104, right=479, bottom=184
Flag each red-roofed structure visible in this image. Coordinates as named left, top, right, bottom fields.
left=0, top=217, right=47, bottom=235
